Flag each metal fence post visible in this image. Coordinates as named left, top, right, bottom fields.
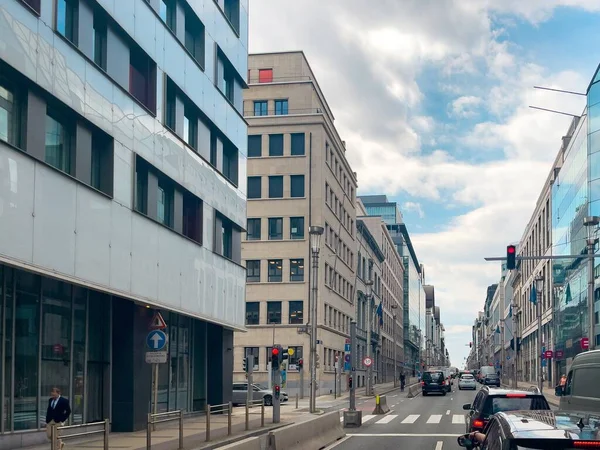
left=295, top=392, right=299, bottom=409
left=146, top=413, right=152, bottom=450
left=104, top=418, right=109, bottom=450
left=178, top=410, right=184, bottom=449
left=228, top=401, right=233, bottom=436
left=245, top=400, right=249, bottom=430
left=50, top=424, right=57, bottom=450
left=261, top=399, right=265, bottom=427
left=205, top=404, right=210, bottom=442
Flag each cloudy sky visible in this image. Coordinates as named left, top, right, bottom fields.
left=247, top=1, right=600, bottom=367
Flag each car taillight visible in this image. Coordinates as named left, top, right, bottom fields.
left=421, top=381, right=425, bottom=386
left=442, top=380, right=446, bottom=385
left=506, top=393, right=527, bottom=398
left=473, top=419, right=484, bottom=428
left=573, top=441, right=600, bottom=448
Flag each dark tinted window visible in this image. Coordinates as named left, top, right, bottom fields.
left=572, top=367, right=600, bottom=398
left=423, top=371, right=444, bottom=383
left=482, top=396, right=550, bottom=417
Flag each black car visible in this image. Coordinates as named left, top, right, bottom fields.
left=458, top=409, right=600, bottom=449
left=421, top=370, right=448, bottom=396
left=483, top=372, right=501, bottom=387
left=463, top=386, right=550, bottom=433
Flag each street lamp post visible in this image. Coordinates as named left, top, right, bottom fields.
left=309, top=225, right=324, bottom=414
left=391, top=305, right=398, bottom=387
left=584, top=216, right=600, bottom=352
left=535, top=275, right=544, bottom=393
left=365, top=280, right=374, bottom=396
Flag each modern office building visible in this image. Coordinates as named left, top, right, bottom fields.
left=235, top=51, right=358, bottom=394
left=0, top=0, right=248, bottom=446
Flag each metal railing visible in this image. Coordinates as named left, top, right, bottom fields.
left=244, top=398, right=265, bottom=430
left=50, top=419, right=109, bottom=450
left=206, top=402, right=233, bottom=442
left=147, top=410, right=184, bottom=450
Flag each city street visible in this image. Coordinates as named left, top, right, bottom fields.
left=330, top=385, right=479, bottom=450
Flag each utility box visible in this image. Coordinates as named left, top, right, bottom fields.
left=343, top=410, right=363, bottom=428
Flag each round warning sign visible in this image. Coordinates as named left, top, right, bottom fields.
left=363, top=357, right=373, bottom=367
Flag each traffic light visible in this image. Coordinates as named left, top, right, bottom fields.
left=274, top=385, right=280, bottom=399
left=282, top=348, right=289, bottom=361
left=298, top=358, right=303, bottom=370
left=243, top=357, right=247, bottom=373
left=507, top=245, right=516, bottom=270
left=271, top=347, right=280, bottom=368
left=348, top=376, right=353, bottom=389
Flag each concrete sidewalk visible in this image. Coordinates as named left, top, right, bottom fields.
left=501, top=379, right=560, bottom=407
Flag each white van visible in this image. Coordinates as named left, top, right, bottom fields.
left=558, top=349, right=600, bottom=412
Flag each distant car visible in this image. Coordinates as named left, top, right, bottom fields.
left=422, top=370, right=448, bottom=396
left=458, top=374, right=477, bottom=390
left=482, top=372, right=501, bottom=387
left=232, top=382, right=288, bottom=406
left=463, top=386, right=550, bottom=434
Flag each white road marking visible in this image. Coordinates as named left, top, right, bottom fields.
left=376, top=415, right=398, bottom=424
left=451, top=397, right=454, bottom=400
left=446, top=410, right=451, bottom=415
left=427, top=414, right=443, bottom=424
left=362, top=414, right=377, bottom=423
left=452, top=414, right=464, bottom=424
left=435, top=441, right=444, bottom=450
left=401, top=414, right=420, bottom=424
left=347, top=434, right=464, bottom=437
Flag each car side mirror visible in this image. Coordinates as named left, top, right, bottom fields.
left=463, top=403, right=471, bottom=410
left=457, top=435, right=473, bottom=447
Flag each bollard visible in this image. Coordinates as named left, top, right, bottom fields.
left=296, top=392, right=299, bottom=409
left=245, top=400, right=249, bottom=430
left=228, top=401, right=233, bottom=435
left=146, top=414, right=152, bottom=450
left=178, top=410, right=184, bottom=449
left=104, top=418, right=109, bottom=450
left=261, top=399, right=265, bottom=427
left=206, top=404, right=211, bottom=442
left=50, top=424, right=57, bottom=450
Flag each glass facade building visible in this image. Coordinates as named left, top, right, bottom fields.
left=552, top=64, right=600, bottom=375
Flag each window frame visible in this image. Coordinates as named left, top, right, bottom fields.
left=290, top=259, right=304, bottom=282
left=44, top=108, right=74, bottom=175
left=248, top=135, right=262, bottom=157
left=290, top=133, right=305, bottom=156
left=56, top=0, right=79, bottom=45
left=258, top=68, right=273, bottom=83
left=246, top=218, right=261, bottom=241
left=253, top=101, right=268, bottom=116
left=268, top=259, right=283, bottom=283
left=268, top=218, right=283, bottom=240
left=267, top=301, right=282, bottom=324
left=268, top=134, right=284, bottom=156
left=274, top=99, right=288, bottom=116
left=245, top=302, right=260, bottom=325
left=290, top=175, right=305, bottom=198
left=92, top=11, right=108, bottom=70
left=268, top=176, right=283, bottom=198
left=246, top=260, right=260, bottom=283
left=184, top=5, right=206, bottom=68
left=290, top=217, right=305, bottom=240
left=288, top=301, right=304, bottom=324
left=247, top=176, right=262, bottom=199
left=0, top=75, right=21, bottom=148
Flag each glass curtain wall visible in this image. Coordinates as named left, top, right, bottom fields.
left=0, top=265, right=111, bottom=434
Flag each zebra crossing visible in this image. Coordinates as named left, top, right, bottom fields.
left=340, top=413, right=466, bottom=426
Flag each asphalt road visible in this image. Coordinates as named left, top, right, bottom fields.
left=329, top=382, right=480, bottom=450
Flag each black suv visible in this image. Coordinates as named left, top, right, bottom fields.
left=458, top=410, right=600, bottom=449
left=421, top=370, right=448, bottom=396
left=463, top=386, right=550, bottom=433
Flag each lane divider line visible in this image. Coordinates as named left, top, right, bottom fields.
left=435, top=441, right=444, bottom=450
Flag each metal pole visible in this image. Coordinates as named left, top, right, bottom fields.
left=273, top=365, right=281, bottom=423
left=350, top=320, right=357, bottom=410
left=228, top=401, right=232, bottom=435
left=51, top=423, right=57, bottom=450
left=245, top=399, right=249, bottom=430
left=104, top=418, right=109, bottom=450
left=501, top=321, right=505, bottom=385
left=295, top=392, right=298, bottom=409
left=261, top=399, right=265, bottom=427
left=588, top=237, right=596, bottom=351
left=366, top=281, right=373, bottom=396
left=146, top=414, right=151, bottom=450
left=309, top=248, right=319, bottom=413
left=334, top=360, right=337, bottom=399
left=393, top=316, right=397, bottom=388
left=205, top=404, right=210, bottom=442
left=300, top=367, right=304, bottom=399
left=513, top=303, right=518, bottom=389
left=178, top=410, right=184, bottom=449
left=153, top=363, right=159, bottom=417
left=537, top=289, right=543, bottom=393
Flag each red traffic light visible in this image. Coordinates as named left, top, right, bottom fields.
left=507, top=245, right=516, bottom=254
left=272, top=348, right=279, bottom=356
left=298, top=358, right=303, bottom=364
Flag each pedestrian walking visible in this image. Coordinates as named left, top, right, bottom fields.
left=400, top=373, right=406, bottom=391
left=46, top=387, right=71, bottom=449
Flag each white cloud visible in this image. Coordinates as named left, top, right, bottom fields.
left=403, top=202, right=426, bottom=219
left=248, top=0, right=598, bottom=367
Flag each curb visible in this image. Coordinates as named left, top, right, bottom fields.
left=193, top=423, right=290, bottom=450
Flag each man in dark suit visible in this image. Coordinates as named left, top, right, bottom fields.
left=46, top=387, right=71, bottom=449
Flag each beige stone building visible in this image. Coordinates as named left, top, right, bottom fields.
left=234, top=52, right=358, bottom=395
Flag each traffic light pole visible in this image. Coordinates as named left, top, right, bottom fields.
left=350, top=321, right=357, bottom=410
left=272, top=366, right=280, bottom=423
left=309, top=247, right=320, bottom=414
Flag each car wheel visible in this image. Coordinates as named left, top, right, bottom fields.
left=423, top=391, right=427, bottom=396
left=264, top=395, right=273, bottom=406
left=442, top=391, right=447, bottom=396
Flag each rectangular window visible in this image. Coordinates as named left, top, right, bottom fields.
left=289, top=301, right=303, bottom=325
left=45, top=110, right=72, bottom=174
left=269, top=134, right=284, bottom=156
left=130, top=46, right=156, bottom=113
left=183, top=192, right=202, bottom=243
left=291, top=133, right=305, bottom=156
left=290, top=217, right=304, bottom=240
left=221, top=218, right=233, bottom=259
left=90, top=131, right=113, bottom=195
left=222, top=142, right=238, bottom=185
left=247, top=176, right=262, bottom=199
left=274, top=99, right=288, bottom=116
left=157, top=180, right=174, bottom=228
left=246, top=260, right=260, bottom=283
left=0, top=78, right=19, bottom=147
left=185, top=8, right=205, bottom=67
left=268, top=259, right=282, bottom=282
left=160, top=0, right=176, bottom=32
left=254, top=101, right=268, bottom=116
left=246, top=302, right=259, bottom=325
left=56, top=0, right=78, bottom=44
left=92, top=13, right=107, bottom=70
left=258, top=69, right=273, bottom=83
left=248, top=135, right=262, bottom=157
left=290, top=259, right=304, bottom=282
left=224, top=0, right=240, bottom=33
left=183, top=105, right=198, bottom=149
left=246, top=218, right=261, bottom=241
left=290, top=175, right=305, bottom=198
left=218, top=51, right=235, bottom=103
left=21, top=0, right=41, bottom=13
left=267, top=301, right=282, bottom=324
left=268, top=176, right=283, bottom=198
left=268, top=218, right=283, bottom=240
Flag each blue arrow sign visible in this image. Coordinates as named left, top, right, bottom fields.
left=146, top=330, right=167, bottom=351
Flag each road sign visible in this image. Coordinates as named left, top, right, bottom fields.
left=149, top=312, right=167, bottom=330
left=544, top=350, right=553, bottom=359
left=506, top=355, right=511, bottom=360
left=297, top=326, right=308, bottom=334
left=556, top=350, right=564, bottom=359
left=287, top=348, right=295, bottom=356
left=344, top=343, right=351, bottom=352
left=344, top=362, right=351, bottom=372
left=363, top=357, right=373, bottom=367
left=145, top=351, right=167, bottom=364
left=146, top=330, right=167, bottom=350
left=344, top=354, right=351, bottom=363
left=581, top=337, right=590, bottom=350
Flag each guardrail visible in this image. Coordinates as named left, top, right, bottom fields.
left=50, top=419, right=109, bottom=450
left=206, top=402, right=233, bottom=442
left=147, top=410, right=184, bottom=450
left=245, top=399, right=265, bottom=430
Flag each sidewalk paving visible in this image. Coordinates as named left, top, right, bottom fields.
left=501, top=379, right=560, bottom=407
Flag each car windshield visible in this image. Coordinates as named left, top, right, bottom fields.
left=423, top=372, right=444, bottom=382
left=482, top=396, right=550, bottom=417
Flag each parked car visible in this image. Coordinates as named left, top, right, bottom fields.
left=421, top=370, right=448, bottom=396
left=479, top=366, right=497, bottom=385
left=463, top=386, right=550, bottom=433
left=232, top=382, right=288, bottom=406
left=557, top=348, right=600, bottom=413
left=458, top=373, right=477, bottom=390
left=482, top=371, right=501, bottom=387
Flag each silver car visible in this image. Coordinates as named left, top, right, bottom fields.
left=458, top=374, right=477, bottom=390
left=232, top=382, right=289, bottom=406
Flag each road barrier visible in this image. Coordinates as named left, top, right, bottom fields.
left=267, top=411, right=344, bottom=449
left=372, top=395, right=390, bottom=415
left=219, top=436, right=263, bottom=450
left=407, top=383, right=422, bottom=398
left=51, top=419, right=110, bottom=450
